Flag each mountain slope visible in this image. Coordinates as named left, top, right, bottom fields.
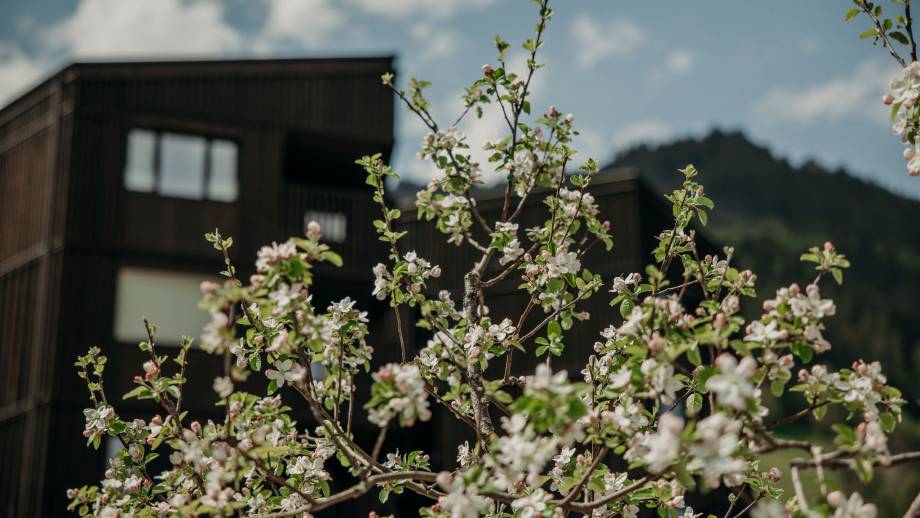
left=610, top=129, right=920, bottom=403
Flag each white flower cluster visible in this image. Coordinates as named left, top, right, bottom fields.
left=609, top=272, right=640, bottom=296
left=486, top=414, right=559, bottom=492
left=886, top=62, right=920, bottom=175
left=705, top=353, right=759, bottom=411
left=367, top=363, right=432, bottom=427
left=687, top=413, right=747, bottom=488
left=494, top=221, right=525, bottom=266
left=463, top=317, right=516, bottom=361
left=320, top=297, right=372, bottom=370
left=827, top=490, right=878, bottom=518
left=503, top=149, right=538, bottom=197
left=557, top=187, right=598, bottom=219
left=437, top=473, right=491, bottom=518
left=511, top=488, right=556, bottom=518
left=372, top=251, right=442, bottom=302
left=265, top=358, right=306, bottom=388
left=625, top=413, right=683, bottom=473
left=82, top=405, right=115, bottom=443
left=255, top=239, right=298, bottom=273
left=748, top=282, right=836, bottom=353
left=417, top=129, right=464, bottom=160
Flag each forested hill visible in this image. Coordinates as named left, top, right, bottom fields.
left=611, top=129, right=920, bottom=404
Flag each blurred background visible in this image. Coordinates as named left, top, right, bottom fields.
left=0, top=1, right=918, bottom=516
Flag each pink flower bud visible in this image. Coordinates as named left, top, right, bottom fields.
left=823, top=241, right=834, bottom=253
left=306, top=220, right=322, bottom=239
left=713, top=312, right=728, bottom=329
left=200, top=280, right=219, bottom=295
left=648, top=334, right=665, bottom=354
left=481, top=64, right=494, bottom=76
left=883, top=94, right=895, bottom=105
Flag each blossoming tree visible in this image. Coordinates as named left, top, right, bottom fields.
left=847, top=0, right=920, bottom=176
left=69, top=2, right=919, bottom=517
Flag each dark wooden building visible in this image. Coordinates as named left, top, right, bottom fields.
left=0, top=57, right=398, bottom=517
left=0, top=56, right=706, bottom=517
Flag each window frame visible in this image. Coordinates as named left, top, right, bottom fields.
left=123, top=122, right=241, bottom=203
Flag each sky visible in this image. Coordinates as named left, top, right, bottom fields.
left=2, top=0, right=917, bottom=199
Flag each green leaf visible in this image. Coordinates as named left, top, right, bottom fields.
left=686, top=346, right=702, bottom=367
left=770, top=379, right=785, bottom=397
left=845, top=7, right=860, bottom=21
left=547, top=320, right=562, bottom=339
left=813, top=404, right=828, bottom=421
left=686, top=393, right=703, bottom=417
left=122, top=386, right=148, bottom=400
left=322, top=251, right=343, bottom=268
left=880, top=411, right=897, bottom=433
left=696, top=208, right=708, bottom=226
left=890, top=31, right=910, bottom=45
left=858, top=27, right=878, bottom=39
left=619, top=298, right=634, bottom=319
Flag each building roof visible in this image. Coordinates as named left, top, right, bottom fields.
left=0, top=56, right=396, bottom=120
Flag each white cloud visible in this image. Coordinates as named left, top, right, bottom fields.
left=754, top=59, right=896, bottom=125
left=0, top=43, right=46, bottom=106
left=571, top=14, right=643, bottom=69
left=46, top=0, right=241, bottom=57
left=409, top=24, right=461, bottom=63
left=665, top=49, right=694, bottom=75
left=573, top=127, right=611, bottom=164
left=347, top=0, right=494, bottom=19
left=612, top=119, right=672, bottom=151
left=263, top=0, right=345, bottom=47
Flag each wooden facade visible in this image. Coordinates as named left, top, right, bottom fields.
left=0, top=56, right=707, bottom=517
left=0, top=57, right=397, bottom=517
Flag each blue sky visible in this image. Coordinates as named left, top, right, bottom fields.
left=2, top=0, right=916, bottom=198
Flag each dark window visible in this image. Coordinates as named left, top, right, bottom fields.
left=125, top=128, right=238, bottom=201
left=283, top=129, right=371, bottom=189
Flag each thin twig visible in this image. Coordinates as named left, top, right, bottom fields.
left=904, top=489, right=920, bottom=518
left=906, top=1, right=918, bottom=62
left=560, top=447, right=608, bottom=506
left=791, top=465, right=809, bottom=512
left=860, top=3, right=908, bottom=67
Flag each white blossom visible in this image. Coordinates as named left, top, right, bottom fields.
left=706, top=354, right=757, bottom=410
